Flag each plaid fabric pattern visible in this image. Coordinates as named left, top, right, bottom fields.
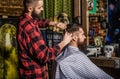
left=55, top=46, right=114, bottom=79
left=17, top=14, right=61, bottom=79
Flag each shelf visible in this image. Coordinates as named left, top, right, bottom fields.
left=88, top=0, right=107, bottom=46
left=0, top=0, right=23, bottom=16
left=90, top=56, right=120, bottom=69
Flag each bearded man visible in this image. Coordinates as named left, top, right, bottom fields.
left=17, top=0, right=72, bottom=79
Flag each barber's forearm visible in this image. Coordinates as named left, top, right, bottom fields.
left=57, top=40, right=68, bottom=51
left=49, top=21, right=58, bottom=26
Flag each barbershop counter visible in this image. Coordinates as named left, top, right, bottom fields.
left=89, top=56, right=120, bottom=79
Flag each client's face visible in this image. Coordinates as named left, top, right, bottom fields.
left=77, top=28, right=86, bottom=46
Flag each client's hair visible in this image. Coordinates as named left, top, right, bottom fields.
left=66, top=23, right=82, bottom=34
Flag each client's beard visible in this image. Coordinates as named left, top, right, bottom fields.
left=78, top=42, right=87, bottom=52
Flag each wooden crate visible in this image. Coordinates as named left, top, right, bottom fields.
left=0, top=0, right=23, bottom=16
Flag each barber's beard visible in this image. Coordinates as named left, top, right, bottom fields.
left=31, top=10, right=41, bottom=19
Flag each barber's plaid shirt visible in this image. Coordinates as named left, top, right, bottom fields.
left=17, top=14, right=61, bottom=79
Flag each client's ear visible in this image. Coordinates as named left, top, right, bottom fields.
left=72, top=35, right=78, bottom=41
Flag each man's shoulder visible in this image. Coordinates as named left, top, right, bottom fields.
left=60, top=53, right=81, bottom=63
left=18, top=15, right=27, bottom=25
left=18, top=15, right=33, bottom=29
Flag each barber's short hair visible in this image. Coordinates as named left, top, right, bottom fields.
left=23, top=0, right=41, bottom=9
left=66, top=23, right=82, bottom=34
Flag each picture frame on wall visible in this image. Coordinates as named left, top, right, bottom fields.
left=88, top=0, right=97, bottom=14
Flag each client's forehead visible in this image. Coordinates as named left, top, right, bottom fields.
left=72, top=28, right=81, bottom=35
left=76, top=28, right=83, bottom=33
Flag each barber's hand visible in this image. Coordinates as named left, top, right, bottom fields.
left=57, top=31, right=72, bottom=50
left=62, top=32, right=72, bottom=45
left=56, top=22, right=67, bottom=30
left=53, top=22, right=66, bottom=31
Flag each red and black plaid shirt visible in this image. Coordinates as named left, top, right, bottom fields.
left=17, top=14, right=61, bottom=79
